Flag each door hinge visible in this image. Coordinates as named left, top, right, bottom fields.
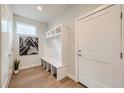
left=121, top=12, right=123, bottom=19
left=120, top=52, right=123, bottom=59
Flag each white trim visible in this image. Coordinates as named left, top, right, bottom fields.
left=0, top=5, right=14, bottom=88
left=75, top=16, right=78, bottom=82
left=2, top=63, right=41, bottom=87
left=16, top=22, right=36, bottom=36
left=19, top=63, right=41, bottom=70
left=76, top=4, right=113, bottom=21
left=75, top=4, right=114, bottom=83
left=2, top=69, right=13, bottom=88
left=2, top=5, right=13, bottom=26
left=67, top=72, right=76, bottom=82
left=0, top=5, right=2, bottom=88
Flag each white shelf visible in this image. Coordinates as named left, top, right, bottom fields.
left=44, top=25, right=62, bottom=39
left=44, top=32, right=61, bottom=39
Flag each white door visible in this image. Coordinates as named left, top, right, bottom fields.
left=1, top=6, right=13, bottom=87
left=77, top=5, right=124, bottom=88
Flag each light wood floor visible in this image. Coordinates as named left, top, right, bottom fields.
left=9, top=66, right=85, bottom=88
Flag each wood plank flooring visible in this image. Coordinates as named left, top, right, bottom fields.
left=9, top=66, right=85, bottom=88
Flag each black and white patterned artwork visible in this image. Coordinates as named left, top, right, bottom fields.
left=19, top=36, right=38, bottom=56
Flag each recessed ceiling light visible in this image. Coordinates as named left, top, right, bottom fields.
left=37, top=6, right=42, bottom=11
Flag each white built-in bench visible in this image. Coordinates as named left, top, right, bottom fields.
left=41, top=25, right=69, bottom=81
left=41, top=57, right=67, bottom=81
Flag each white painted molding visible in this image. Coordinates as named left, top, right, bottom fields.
left=2, top=5, right=13, bottom=25
left=76, top=4, right=113, bottom=21
left=2, top=63, right=41, bottom=88
left=1, top=5, right=14, bottom=88
left=19, top=63, right=41, bottom=70
left=67, top=72, right=76, bottom=82
left=2, top=69, right=13, bottom=88
left=75, top=4, right=114, bottom=83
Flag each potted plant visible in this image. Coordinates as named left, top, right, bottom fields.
left=13, top=59, right=20, bottom=75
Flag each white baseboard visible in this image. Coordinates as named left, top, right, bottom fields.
left=20, top=63, right=41, bottom=70
left=67, top=72, right=76, bottom=82
left=2, top=69, right=13, bottom=88
left=2, top=63, right=41, bottom=88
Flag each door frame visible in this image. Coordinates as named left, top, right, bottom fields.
left=75, top=4, right=114, bottom=83
left=0, top=5, right=14, bottom=88
left=0, top=5, right=1, bottom=87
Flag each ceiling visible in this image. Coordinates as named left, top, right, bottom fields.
left=11, top=4, right=71, bottom=23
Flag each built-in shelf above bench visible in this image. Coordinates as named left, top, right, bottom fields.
left=44, top=25, right=62, bottom=39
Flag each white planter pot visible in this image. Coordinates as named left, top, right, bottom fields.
left=14, top=70, right=19, bottom=75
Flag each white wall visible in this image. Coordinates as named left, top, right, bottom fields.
left=43, top=36, right=62, bottom=61
left=48, top=4, right=101, bottom=79
left=14, top=15, right=48, bottom=69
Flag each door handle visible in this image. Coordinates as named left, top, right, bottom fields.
left=8, top=54, right=11, bottom=57
left=77, top=54, right=82, bottom=56
left=78, top=50, right=81, bottom=52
